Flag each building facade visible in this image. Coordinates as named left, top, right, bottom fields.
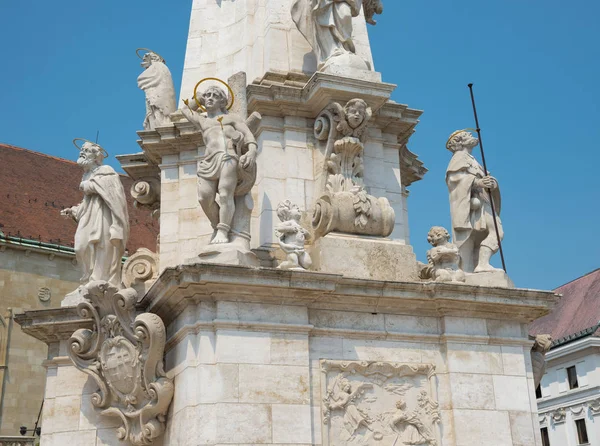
left=531, top=269, right=600, bottom=446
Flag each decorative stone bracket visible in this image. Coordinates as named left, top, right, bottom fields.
left=68, top=281, right=173, bottom=445
left=131, top=177, right=161, bottom=218
left=312, top=99, right=395, bottom=238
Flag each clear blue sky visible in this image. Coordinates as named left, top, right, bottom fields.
left=1, top=1, right=598, bottom=290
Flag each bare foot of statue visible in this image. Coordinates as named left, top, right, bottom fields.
left=212, top=228, right=230, bottom=244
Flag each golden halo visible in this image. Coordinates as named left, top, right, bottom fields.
left=136, top=48, right=164, bottom=62
left=72, top=138, right=109, bottom=159
left=193, top=77, right=235, bottom=112
left=446, top=128, right=477, bottom=151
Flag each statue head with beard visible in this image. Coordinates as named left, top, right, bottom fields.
left=76, top=141, right=108, bottom=171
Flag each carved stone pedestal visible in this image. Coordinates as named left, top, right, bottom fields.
left=190, top=243, right=260, bottom=268
left=16, top=263, right=557, bottom=446
left=311, top=233, right=419, bottom=281
left=465, top=270, right=515, bottom=288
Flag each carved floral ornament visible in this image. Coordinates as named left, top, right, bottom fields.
left=68, top=281, right=173, bottom=445
left=320, top=360, right=440, bottom=446
left=312, top=100, right=395, bottom=239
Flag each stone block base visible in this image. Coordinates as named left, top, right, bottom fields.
left=311, top=233, right=418, bottom=281
left=188, top=243, right=260, bottom=267
left=465, top=270, right=515, bottom=288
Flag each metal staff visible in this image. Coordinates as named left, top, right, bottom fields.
left=467, top=83, right=507, bottom=273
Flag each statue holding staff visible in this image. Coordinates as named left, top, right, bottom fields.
left=445, top=130, right=504, bottom=273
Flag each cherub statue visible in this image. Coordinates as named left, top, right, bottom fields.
left=275, top=200, right=312, bottom=271
left=180, top=84, right=258, bottom=245
left=332, top=98, right=372, bottom=141
left=422, top=226, right=465, bottom=283
left=446, top=130, right=504, bottom=273
left=136, top=49, right=176, bottom=130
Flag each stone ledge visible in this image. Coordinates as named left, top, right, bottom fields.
left=143, top=263, right=557, bottom=325
left=14, top=307, right=92, bottom=343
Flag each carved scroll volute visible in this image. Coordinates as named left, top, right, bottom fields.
left=131, top=177, right=161, bottom=217
left=312, top=99, right=394, bottom=239
left=68, top=281, right=173, bottom=445
left=122, top=248, right=160, bottom=296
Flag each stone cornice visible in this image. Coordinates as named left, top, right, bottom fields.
left=14, top=307, right=93, bottom=343
left=141, top=263, right=558, bottom=327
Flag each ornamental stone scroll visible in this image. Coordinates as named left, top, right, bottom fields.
left=68, top=281, right=173, bottom=445
left=312, top=99, right=395, bottom=239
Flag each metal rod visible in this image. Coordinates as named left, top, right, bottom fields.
left=95, top=130, right=100, bottom=144
left=467, top=83, right=507, bottom=272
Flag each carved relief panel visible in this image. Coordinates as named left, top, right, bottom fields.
left=320, top=361, right=440, bottom=446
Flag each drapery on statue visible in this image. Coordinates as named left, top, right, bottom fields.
left=180, top=80, right=258, bottom=245
left=61, top=139, right=130, bottom=288
left=446, top=130, right=504, bottom=273
left=291, top=0, right=383, bottom=69
left=136, top=48, right=176, bottom=130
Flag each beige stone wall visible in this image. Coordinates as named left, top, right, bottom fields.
left=0, top=245, right=79, bottom=436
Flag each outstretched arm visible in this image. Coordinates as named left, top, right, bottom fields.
left=180, top=98, right=204, bottom=130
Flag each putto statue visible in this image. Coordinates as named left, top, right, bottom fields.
left=275, top=200, right=312, bottom=271
left=421, top=226, right=465, bottom=283
left=61, top=139, right=129, bottom=288
left=136, top=48, right=176, bottom=130
left=446, top=130, right=504, bottom=273
left=291, top=0, right=383, bottom=71
left=180, top=80, right=259, bottom=247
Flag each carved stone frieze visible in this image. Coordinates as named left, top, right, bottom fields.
left=550, top=407, right=566, bottom=424
left=312, top=100, right=395, bottom=239
left=589, top=398, right=600, bottom=415
left=320, top=360, right=440, bottom=446
left=68, top=281, right=173, bottom=445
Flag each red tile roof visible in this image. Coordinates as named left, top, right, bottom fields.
left=0, top=144, right=158, bottom=254
left=529, top=268, right=600, bottom=342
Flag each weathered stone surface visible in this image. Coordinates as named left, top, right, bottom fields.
left=312, top=233, right=418, bottom=281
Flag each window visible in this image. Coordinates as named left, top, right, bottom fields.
left=540, top=427, right=550, bottom=446
left=567, top=366, right=579, bottom=389
left=536, top=385, right=543, bottom=399
left=575, top=419, right=589, bottom=445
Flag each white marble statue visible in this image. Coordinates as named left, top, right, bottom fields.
left=446, top=130, right=504, bottom=273
left=291, top=0, right=382, bottom=70
left=181, top=85, right=258, bottom=245
left=275, top=200, right=312, bottom=271
left=423, top=226, right=465, bottom=283
left=137, top=49, right=176, bottom=130
left=61, top=140, right=130, bottom=288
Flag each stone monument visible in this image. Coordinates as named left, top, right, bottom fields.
left=15, top=2, right=559, bottom=446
